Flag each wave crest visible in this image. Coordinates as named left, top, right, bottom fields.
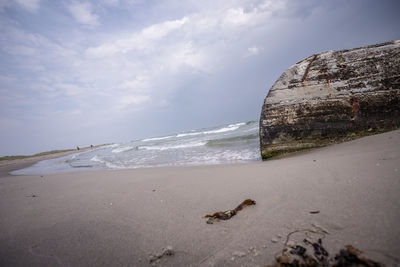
left=139, top=141, right=206, bottom=151
left=112, top=146, right=135, bottom=153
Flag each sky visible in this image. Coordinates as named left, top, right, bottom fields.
left=0, top=0, right=399, bottom=156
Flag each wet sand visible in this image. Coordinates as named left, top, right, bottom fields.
left=0, top=146, right=103, bottom=178
left=0, top=130, right=399, bottom=266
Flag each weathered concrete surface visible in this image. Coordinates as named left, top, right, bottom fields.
left=260, top=40, right=400, bottom=159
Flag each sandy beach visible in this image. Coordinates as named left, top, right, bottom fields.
left=0, top=130, right=399, bottom=266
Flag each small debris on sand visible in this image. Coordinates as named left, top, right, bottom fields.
left=334, top=245, right=382, bottom=266
left=309, top=210, right=320, bottom=214
left=267, top=234, right=383, bottom=266
left=149, top=246, right=174, bottom=263
left=232, top=251, right=246, bottom=258
left=204, top=199, right=256, bottom=224
left=250, top=247, right=260, bottom=257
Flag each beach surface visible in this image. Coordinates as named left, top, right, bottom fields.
left=0, top=130, right=399, bottom=266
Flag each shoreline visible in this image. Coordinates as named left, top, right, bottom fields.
left=0, top=145, right=107, bottom=178
left=0, top=149, right=80, bottom=178
left=0, top=130, right=399, bottom=266
left=0, top=135, right=356, bottom=178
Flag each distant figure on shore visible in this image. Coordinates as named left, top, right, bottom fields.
left=76, top=146, right=80, bottom=151
left=90, top=145, right=93, bottom=148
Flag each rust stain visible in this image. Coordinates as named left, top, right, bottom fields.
left=318, top=70, right=332, bottom=88
left=326, top=72, right=331, bottom=87
left=350, top=96, right=360, bottom=120
left=302, top=54, right=317, bottom=82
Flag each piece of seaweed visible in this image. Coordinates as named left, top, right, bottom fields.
left=204, top=199, right=256, bottom=224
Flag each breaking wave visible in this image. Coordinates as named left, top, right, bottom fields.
left=142, top=135, right=175, bottom=142
left=112, top=146, right=135, bottom=153
left=139, top=141, right=207, bottom=151
left=176, top=122, right=246, bottom=138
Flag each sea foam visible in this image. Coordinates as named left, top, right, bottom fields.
left=112, top=146, right=135, bottom=153
left=139, top=141, right=206, bottom=151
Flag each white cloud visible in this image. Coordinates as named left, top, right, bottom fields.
left=114, top=95, right=149, bottom=110
left=86, top=17, right=189, bottom=56
left=222, top=0, right=286, bottom=28
left=165, top=41, right=207, bottom=72
left=245, top=46, right=261, bottom=57
left=248, top=46, right=259, bottom=54
left=119, top=75, right=150, bottom=92
left=15, top=0, right=40, bottom=12
left=67, top=2, right=99, bottom=27
left=258, top=0, right=287, bottom=12
left=223, top=7, right=253, bottom=27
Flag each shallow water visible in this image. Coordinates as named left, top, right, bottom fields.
left=13, top=121, right=261, bottom=175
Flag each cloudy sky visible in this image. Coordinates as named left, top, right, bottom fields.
left=0, top=0, right=399, bottom=155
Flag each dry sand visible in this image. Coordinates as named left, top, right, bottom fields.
left=0, top=130, right=399, bottom=266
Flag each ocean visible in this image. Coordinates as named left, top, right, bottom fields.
left=12, top=121, right=261, bottom=175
